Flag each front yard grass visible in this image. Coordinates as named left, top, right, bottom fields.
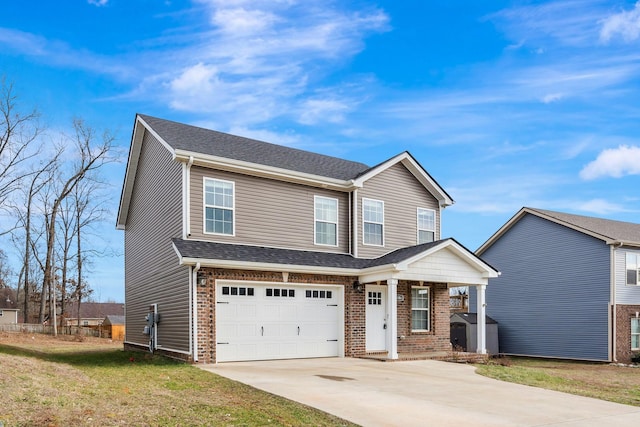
left=475, top=357, right=640, bottom=407
left=0, top=332, right=356, bottom=427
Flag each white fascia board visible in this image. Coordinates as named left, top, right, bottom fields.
left=173, top=149, right=357, bottom=192
left=606, top=240, right=640, bottom=248
left=178, top=256, right=362, bottom=276
left=117, top=116, right=177, bottom=229
left=352, top=152, right=453, bottom=207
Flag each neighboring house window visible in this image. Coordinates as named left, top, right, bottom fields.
left=632, top=318, right=640, bottom=351
left=411, top=287, right=430, bottom=332
left=314, top=196, right=338, bottom=246
left=204, top=178, right=234, bottom=235
left=83, top=320, right=89, bottom=326
left=417, top=208, right=435, bottom=244
left=626, top=252, right=640, bottom=285
left=363, top=198, right=384, bottom=246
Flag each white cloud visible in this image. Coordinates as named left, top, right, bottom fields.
left=580, top=145, right=640, bottom=180
left=600, top=1, right=640, bottom=43
left=541, top=93, right=564, bottom=103
left=576, top=198, right=628, bottom=214
left=88, top=0, right=108, bottom=6
left=488, top=0, right=607, bottom=47
left=212, top=8, right=280, bottom=35
left=298, top=98, right=351, bottom=125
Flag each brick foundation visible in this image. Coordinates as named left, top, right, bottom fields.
left=615, top=304, right=640, bottom=364
left=193, top=268, right=452, bottom=363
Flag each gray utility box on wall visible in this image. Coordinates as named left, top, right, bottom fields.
left=450, top=312, right=499, bottom=355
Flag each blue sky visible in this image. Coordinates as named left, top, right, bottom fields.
left=2, top=0, right=640, bottom=302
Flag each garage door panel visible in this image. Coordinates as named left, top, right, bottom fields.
left=216, top=283, right=341, bottom=362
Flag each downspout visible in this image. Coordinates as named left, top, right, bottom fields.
left=611, top=242, right=623, bottom=362
left=192, top=262, right=201, bottom=362
left=352, top=188, right=358, bottom=258
left=186, top=156, right=194, bottom=238
left=348, top=192, right=352, bottom=256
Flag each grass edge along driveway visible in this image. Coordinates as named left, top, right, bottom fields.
left=0, top=337, right=357, bottom=427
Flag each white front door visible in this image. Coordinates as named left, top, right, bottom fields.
left=365, top=285, right=387, bottom=352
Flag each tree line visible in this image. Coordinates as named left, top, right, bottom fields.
left=0, top=77, right=118, bottom=334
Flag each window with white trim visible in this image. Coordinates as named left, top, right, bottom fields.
left=632, top=318, right=640, bottom=350
left=315, top=196, right=338, bottom=246
left=363, top=198, right=384, bottom=246
left=626, top=252, right=640, bottom=285
left=417, top=208, right=435, bottom=244
left=204, top=178, right=234, bottom=235
left=411, top=287, right=430, bottom=332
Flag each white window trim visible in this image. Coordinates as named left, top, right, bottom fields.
left=362, top=198, right=384, bottom=247
left=626, top=252, right=640, bottom=286
left=314, top=195, right=339, bottom=247
left=203, top=177, right=236, bottom=236
left=632, top=318, right=640, bottom=351
left=411, top=286, right=430, bottom=332
left=417, top=207, right=436, bottom=244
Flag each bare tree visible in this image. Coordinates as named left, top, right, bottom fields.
left=0, top=77, right=42, bottom=229
left=11, top=155, right=60, bottom=323
left=41, top=119, right=114, bottom=335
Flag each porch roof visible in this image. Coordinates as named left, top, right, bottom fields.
left=172, top=238, right=499, bottom=285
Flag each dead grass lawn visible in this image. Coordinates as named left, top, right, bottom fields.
left=0, top=332, right=356, bottom=427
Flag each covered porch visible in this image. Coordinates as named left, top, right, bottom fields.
left=356, top=239, right=499, bottom=361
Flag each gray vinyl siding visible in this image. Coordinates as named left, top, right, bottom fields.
left=124, top=130, right=190, bottom=353
left=189, top=166, right=350, bottom=253
left=472, top=213, right=611, bottom=361
left=357, top=163, right=440, bottom=259
left=615, top=247, right=640, bottom=304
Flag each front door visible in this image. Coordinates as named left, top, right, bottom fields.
left=365, top=285, right=387, bottom=352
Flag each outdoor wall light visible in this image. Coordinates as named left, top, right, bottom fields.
left=352, top=281, right=363, bottom=293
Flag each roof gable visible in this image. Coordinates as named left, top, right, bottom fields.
left=353, top=152, right=454, bottom=207
left=477, top=207, right=640, bottom=254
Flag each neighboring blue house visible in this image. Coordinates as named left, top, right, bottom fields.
left=471, top=207, right=640, bottom=363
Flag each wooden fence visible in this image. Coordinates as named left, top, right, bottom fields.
left=0, top=323, right=100, bottom=337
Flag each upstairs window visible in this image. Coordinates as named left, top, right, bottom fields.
left=204, top=178, right=234, bottom=235
left=626, top=252, right=640, bottom=285
left=417, top=208, right=435, bottom=244
left=315, top=196, right=338, bottom=246
left=363, top=198, right=384, bottom=246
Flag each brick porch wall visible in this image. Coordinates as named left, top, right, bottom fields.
left=615, top=304, right=640, bottom=364
left=397, top=282, right=451, bottom=354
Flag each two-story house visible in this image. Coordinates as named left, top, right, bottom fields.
left=471, top=207, right=640, bottom=363
left=116, top=114, right=498, bottom=363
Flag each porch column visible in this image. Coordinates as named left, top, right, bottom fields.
left=476, top=284, right=487, bottom=354
left=387, top=279, right=399, bottom=360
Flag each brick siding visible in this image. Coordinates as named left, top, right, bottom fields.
left=615, top=304, right=640, bottom=364
left=192, top=268, right=452, bottom=363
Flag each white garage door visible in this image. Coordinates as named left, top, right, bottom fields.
left=215, top=282, right=342, bottom=362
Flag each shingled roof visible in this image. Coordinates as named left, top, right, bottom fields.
left=138, top=114, right=370, bottom=181
left=527, top=208, right=640, bottom=244
left=478, top=207, right=640, bottom=254
left=172, top=238, right=485, bottom=270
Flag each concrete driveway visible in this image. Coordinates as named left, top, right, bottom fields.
left=200, top=357, right=640, bottom=427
